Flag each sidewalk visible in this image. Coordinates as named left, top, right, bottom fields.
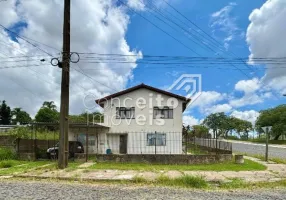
left=3, top=157, right=285, bottom=183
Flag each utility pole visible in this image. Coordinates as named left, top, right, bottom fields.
left=58, top=0, right=71, bottom=169
left=265, top=128, right=269, bottom=162
left=262, top=126, right=272, bottom=162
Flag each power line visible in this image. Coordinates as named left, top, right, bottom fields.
left=144, top=0, right=219, bottom=54
left=0, top=24, right=54, bottom=57
left=118, top=0, right=200, bottom=56
left=160, top=0, right=255, bottom=73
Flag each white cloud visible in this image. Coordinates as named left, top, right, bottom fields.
left=230, top=110, right=260, bottom=125
left=229, top=94, right=263, bottom=108
left=190, top=91, right=226, bottom=108
left=210, top=2, right=240, bottom=50
left=205, top=103, right=232, bottom=114
left=235, top=78, right=260, bottom=94
left=127, top=0, right=145, bottom=11
left=246, top=0, right=286, bottom=94
left=183, top=115, right=200, bottom=126
left=0, top=0, right=141, bottom=115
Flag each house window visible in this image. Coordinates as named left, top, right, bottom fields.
left=147, top=133, right=166, bottom=146
left=153, top=106, right=173, bottom=119
left=116, top=107, right=135, bottom=119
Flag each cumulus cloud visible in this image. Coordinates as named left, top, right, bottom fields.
left=183, top=115, right=201, bottom=126
left=205, top=103, right=232, bottom=114
left=127, top=0, right=145, bottom=11
left=247, top=0, right=286, bottom=94
left=0, top=0, right=142, bottom=115
left=230, top=110, right=260, bottom=125
left=235, top=78, right=260, bottom=94
left=190, top=91, right=226, bottom=108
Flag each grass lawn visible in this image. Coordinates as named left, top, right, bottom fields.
left=0, top=160, right=83, bottom=175
left=0, top=160, right=51, bottom=175
left=187, top=145, right=208, bottom=155
left=239, top=153, right=286, bottom=164
left=88, top=159, right=266, bottom=171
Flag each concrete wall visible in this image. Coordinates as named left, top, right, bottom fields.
left=81, top=154, right=233, bottom=165
left=102, top=88, right=184, bottom=133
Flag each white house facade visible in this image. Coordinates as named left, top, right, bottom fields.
left=69, top=84, right=190, bottom=155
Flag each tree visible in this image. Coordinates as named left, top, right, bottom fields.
left=233, top=118, right=252, bottom=140
left=35, top=102, right=59, bottom=122
left=203, top=112, right=252, bottom=139
left=69, top=111, right=104, bottom=123
left=11, top=107, right=32, bottom=124
left=256, top=104, right=286, bottom=140
left=0, top=100, right=12, bottom=125
left=203, top=112, right=229, bottom=138
left=191, top=125, right=209, bottom=138
left=42, top=101, right=57, bottom=111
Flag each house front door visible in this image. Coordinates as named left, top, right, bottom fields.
left=119, top=135, right=127, bottom=154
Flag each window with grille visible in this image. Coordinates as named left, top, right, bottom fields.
left=153, top=106, right=173, bottom=119
left=147, top=133, right=166, bottom=146
left=116, top=107, right=135, bottom=119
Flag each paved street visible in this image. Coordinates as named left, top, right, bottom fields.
left=229, top=140, right=286, bottom=159
left=0, top=180, right=286, bottom=200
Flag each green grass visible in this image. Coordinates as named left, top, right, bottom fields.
left=132, top=175, right=208, bottom=188
left=219, top=178, right=286, bottom=189
left=187, top=145, right=208, bottom=155
left=0, top=147, right=17, bottom=160
left=89, top=159, right=266, bottom=171
left=239, top=152, right=286, bottom=164
left=0, top=160, right=50, bottom=175
left=0, top=128, right=59, bottom=140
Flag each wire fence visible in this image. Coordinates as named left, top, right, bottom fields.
left=0, top=123, right=232, bottom=161
left=186, top=136, right=232, bottom=154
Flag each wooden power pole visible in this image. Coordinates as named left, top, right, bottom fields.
left=58, top=0, right=71, bottom=169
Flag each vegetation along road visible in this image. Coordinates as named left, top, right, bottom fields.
left=230, top=140, right=286, bottom=159
left=1, top=180, right=286, bottom=200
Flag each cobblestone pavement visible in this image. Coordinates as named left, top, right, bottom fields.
left=1, top=180, right=286, bottom=200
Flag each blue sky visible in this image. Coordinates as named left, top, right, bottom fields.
left=0, top=0, right=285, bottom=125
left=121, top=0, right=285, bottom=122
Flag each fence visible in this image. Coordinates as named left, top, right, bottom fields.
left=0, top=123, right=232, bottom=161
left=186, top=137, right=232, bottom=154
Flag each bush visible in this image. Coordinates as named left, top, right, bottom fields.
left=0, top=147, right=17, bottom=160
left=0, top=160, right=14, bottom=168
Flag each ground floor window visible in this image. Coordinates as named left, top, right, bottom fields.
left=147, top=133, right=166, bottom=146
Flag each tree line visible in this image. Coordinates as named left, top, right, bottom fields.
left=0, top=100, right=103, bottom=125
left=184, top=104, right=286, bottom=140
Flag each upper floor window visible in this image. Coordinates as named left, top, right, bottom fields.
left=153, top=106, right=173, bottom=119
left=116, top=107, right=135, bottom=119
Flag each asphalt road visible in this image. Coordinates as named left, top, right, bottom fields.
left=0, top=181, right=286, bottom=200
left=230, top=140, right=286, bottom=159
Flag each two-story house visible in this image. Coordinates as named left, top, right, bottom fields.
left=70, top=83, right=190, bottom=155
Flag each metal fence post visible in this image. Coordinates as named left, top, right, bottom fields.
left=155, top=131, right=157, bottom=155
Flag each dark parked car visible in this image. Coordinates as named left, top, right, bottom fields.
left=47, top=141, right=84, bottom=159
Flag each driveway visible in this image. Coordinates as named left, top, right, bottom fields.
left=229, top=140, right=286, bottom=159
left=1, top=180, right=286, bottom=200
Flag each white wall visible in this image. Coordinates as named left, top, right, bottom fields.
left=127, top=132, right=182, bottom=154
left=107, top=134, right=120, bottom=154
left=102, top=88, right=184, bottom=133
